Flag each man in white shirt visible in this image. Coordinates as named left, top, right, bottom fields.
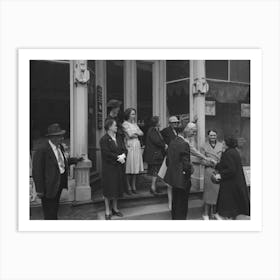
left=32, top=123, right=83, bottom=220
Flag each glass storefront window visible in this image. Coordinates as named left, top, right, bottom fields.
left=30, top=60, right=70, bottom=155
left=230, top=60, right=250, bottom=83
left=166, top=80, right=190, bottom=118
left=166, top=60, right=189, bottom=81
left=206, top=60, right=228, bottom=80
left=137, top=61, right=153, bottom=145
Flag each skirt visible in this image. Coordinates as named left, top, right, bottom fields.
left=147, top=164, right=161, bottom=177
left=203, top=167, right=220, bottom=205
left=125, top=138, right=144, bottom=174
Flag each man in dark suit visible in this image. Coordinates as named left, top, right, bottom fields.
left=160, top=116, right=179, bottom=146
left=164, top=124, right=193, bottom=220
left=32, top=123, right=82, bottom=220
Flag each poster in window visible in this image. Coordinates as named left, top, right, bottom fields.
left=205, top=100, right=216, bottom=116
left=241, top=103, right=250, bottom=117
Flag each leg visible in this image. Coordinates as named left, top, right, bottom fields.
left=104, top=197, right=111, bottom=216
left=126, top=174, right=132, bottom=193
left=112, top=199, right=119, bottom=212
left=202, top=203, right=210, bottom=220
left=150, top=176, right=157, bottom=192
left=167, top=185, right=172, bottom=210
left=41, top=197, right=58, bottom=220
left=175, top=188, right=188, bottom=220
left=132, top=175, right=137, bottom=191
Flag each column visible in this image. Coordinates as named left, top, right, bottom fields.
left=72, top=60, right=92, bottom=202
left=191, top=60, right=209, bottom=191
left=153, top=61, right=167, bottom=127
left=124, top=60, right=137, bottom=109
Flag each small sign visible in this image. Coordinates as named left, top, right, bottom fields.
left=205, top=100, right=216, bottom=116
left=243, top=166, right=251, bottom=186
left=241, top=103, right=250, bottom=117
left=97, top=85, right=103, bottom=129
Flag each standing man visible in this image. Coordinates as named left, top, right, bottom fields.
left=32, top=123, right=83, bottom=220
left=164, top=124, right=193, bottom=220
left=161, top=116, right=179, bottom=146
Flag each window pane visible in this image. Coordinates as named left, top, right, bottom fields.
left=166, top=80, right=189, bottom=117
left=137, top=62, right=153, bottom=144
left=206, top=60, right=228, bottom=80
left=106, top=60, right=124, bottom=104
left=230, top=60, right=250, bottom=83
left=30, top=60, right=70, bottom=154
left=166, top=60, right=189, bottom=81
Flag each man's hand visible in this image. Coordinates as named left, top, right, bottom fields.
left=36, top=192, right=44, bottom=199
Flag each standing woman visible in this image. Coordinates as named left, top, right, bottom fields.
left=122, top=108, right=144, bottom=194
left=144, top=116, right=168, bottom=195
left=213, top=136, right=250, bottom=220
left=201, top=129, right=223, bottom=220
left=100, top=119, right=127, bottom=220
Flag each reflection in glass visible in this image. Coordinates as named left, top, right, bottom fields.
left=166, top=60, right=189, bottom=81
left=206, top=60, right=228, bottom=80
left=230, top=60, right=250, bottom=83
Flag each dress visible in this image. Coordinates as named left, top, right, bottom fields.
left=216, top=148, right=250, bottom=218
left=122, top=121, right=144, bottom=174
left=100, top=133, right=127, bottom=199
left=201, top=141, right=223, bottom=204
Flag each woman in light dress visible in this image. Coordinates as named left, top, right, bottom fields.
left=122, top=108, right=144, bottom=194
left=201, top=129, right=223, bottom=220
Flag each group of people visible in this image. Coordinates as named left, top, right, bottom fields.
left=31, top=98, right=250, bottom=221
left=100, top=99, right=250, bottom=220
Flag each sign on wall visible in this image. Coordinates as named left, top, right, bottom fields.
left=97, top=85, right=103, bottom=129
left=241, top=103, right=250, bottom=117
left=205, top=100, right=216, bottom=116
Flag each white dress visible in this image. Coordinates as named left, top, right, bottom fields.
left=122, top=121, right=144, bottom=174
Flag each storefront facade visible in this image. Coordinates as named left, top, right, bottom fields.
left=30, top=60, right=250, bottom=203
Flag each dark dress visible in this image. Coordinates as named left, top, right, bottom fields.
left=100, top=133, right=127, bottom=199
left=143, top=127, right=166, bottom=176
left=164, top=136, right=192, bottom=220
left=215, top=147, right=250, bottom=218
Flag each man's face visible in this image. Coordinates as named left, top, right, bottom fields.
left=170, top=121, right=179, bottom=129
left=50, top=135, right=64, bottom=146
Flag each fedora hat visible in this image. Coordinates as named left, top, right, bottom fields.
left=46, top=123, right=66, bottom=136
left=107, top=99, right=122, bottom=109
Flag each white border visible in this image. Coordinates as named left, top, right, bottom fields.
left=18, top=49, right=262, bottom=232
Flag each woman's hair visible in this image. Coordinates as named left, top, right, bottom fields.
left=104, top=119, right=116, bottom=131
left=150, top=116, right=160, bottom=127
left=207, top=129, right=217, bottom=135
left=124, top=108, right=136, bottom=121
left=224, top=136, right=238, bottom=148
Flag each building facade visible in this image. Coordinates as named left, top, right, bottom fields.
left=30, top=60, right=250, bottom=202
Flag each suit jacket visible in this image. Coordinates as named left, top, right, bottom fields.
left=161, top=126, right=177, bottom=146
left=143, top=127, right=166, bottom=165
left=164, top=136, right=192, bottom=190
left=32, top=141, right=77, bottom=199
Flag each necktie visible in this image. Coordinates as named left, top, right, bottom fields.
left=56, top=146, right=65, bottom=171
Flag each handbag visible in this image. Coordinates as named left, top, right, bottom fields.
left=211, top=171, right=221, bottom=184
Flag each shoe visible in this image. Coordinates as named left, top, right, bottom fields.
left=213, top=213, right=223, bottom=220
left=125, top=190, right=132, bottom=195
left=150, top=188, right=161, bottom=196
left=202, top=215, right=210, bottom=220
left=131, top=189, right=138, bottom=194
left=105, top=214, right=111, bottom=220
left=112, top=209, right=123, bottom=217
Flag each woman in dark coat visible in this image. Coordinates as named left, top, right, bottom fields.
left=213, top=136, right=250, bottom=220
left=100, top=119, right=127, bottom=220
left=143, top=116, right=167, bottom=195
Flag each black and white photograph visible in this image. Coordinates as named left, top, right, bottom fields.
left=17, top=48, right=261, bottom=231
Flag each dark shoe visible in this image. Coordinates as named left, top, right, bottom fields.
left=125, top=190, right=132, bottom=195
left=131, top=189, right=138, bottom=194
left=150, top=188, right=161, bottom=196
left=105, top=214, right=111, bottom=220
left=112, top=209, right=124, bottom=217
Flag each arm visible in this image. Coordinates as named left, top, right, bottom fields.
left=216, top=152, right=237, bottom=180
left=149, top=128, right=166, bottom=149
left=32, top=148, right=45, bottom=195
left=100, top=138, right=119, bottom=162
left=188, top=141, right=207, bottom=161
left=181, top=143, right=192, bottom=175
left=122, top=122, right=138, bottom=138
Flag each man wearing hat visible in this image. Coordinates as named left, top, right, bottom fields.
left=32, top=123, right=83, bottom=220
left=160, top=116, right=179, bottom=146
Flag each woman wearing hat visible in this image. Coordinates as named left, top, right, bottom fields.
left=213, top=136, right=250, bottom=220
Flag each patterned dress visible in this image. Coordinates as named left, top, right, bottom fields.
left=122, top=121, right=144, bottom=174
left=201, top=141, right=223, bottom=205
